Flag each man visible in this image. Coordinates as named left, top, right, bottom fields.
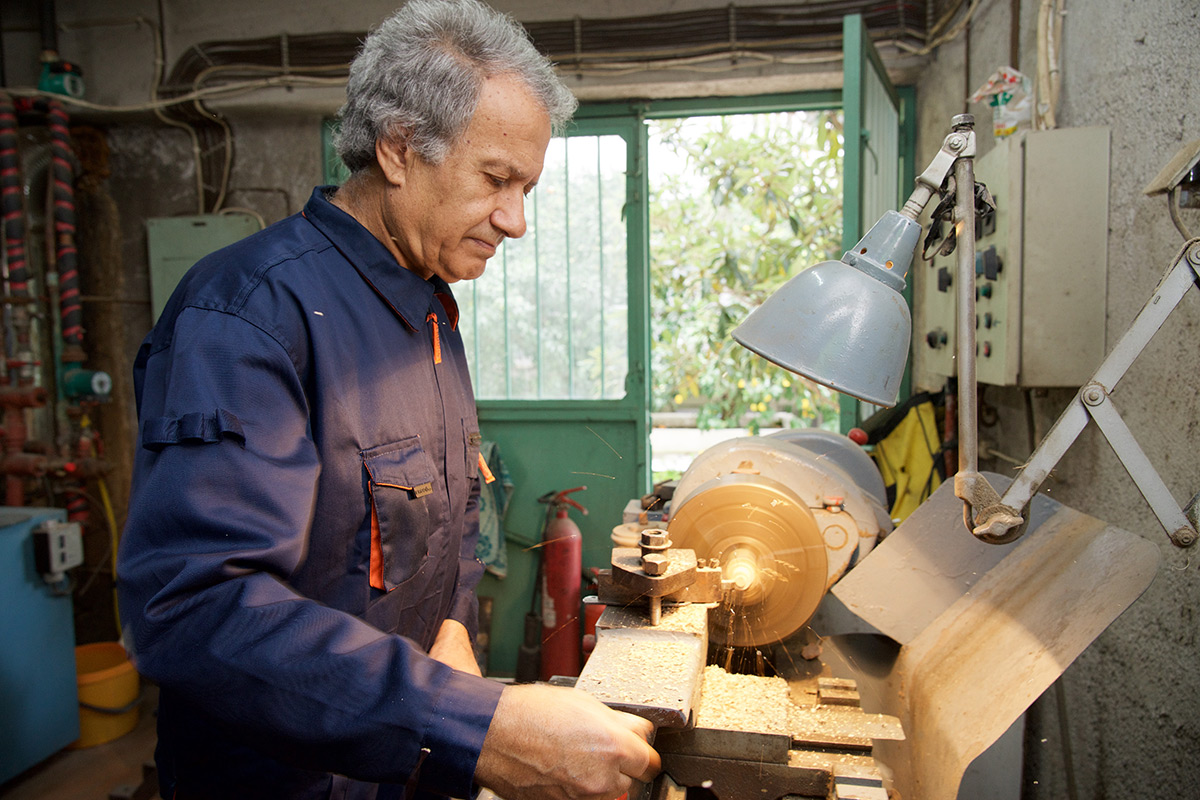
left=117, top=1, right=659, bottom=798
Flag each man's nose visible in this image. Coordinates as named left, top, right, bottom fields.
left=492, top=189, right=527, bottom=239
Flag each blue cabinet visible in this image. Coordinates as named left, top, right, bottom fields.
left=0, top=507, right=80, bottom=784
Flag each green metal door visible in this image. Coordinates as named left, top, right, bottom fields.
left=840, top=13, right=913, bottom=429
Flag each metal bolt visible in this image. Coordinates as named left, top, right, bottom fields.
left=1187, top=243, right=1200, bottom=266
left=947, top=135, right=964, bottom=152
left=640, top=528, right=668, bottom=546
left=1082, top=385, right=1106, bottom=406
left=640, top=528, right=670, bottom=556
left=951, top=113, right=975, bottom=129
left=1173, top=526, right=1197, bottom=548
left=642, top=552, right=670, bottom=575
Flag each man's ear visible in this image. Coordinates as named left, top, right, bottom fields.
left=375, top=134, right=412, bottom=187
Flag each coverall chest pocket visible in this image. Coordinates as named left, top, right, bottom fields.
left=362, top=438, right=439, bottom=592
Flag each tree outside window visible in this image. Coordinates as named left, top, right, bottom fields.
left=649, top=110, right=845, bottom=432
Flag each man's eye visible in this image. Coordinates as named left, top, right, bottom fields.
left=487, top=175, right=506, bottom=187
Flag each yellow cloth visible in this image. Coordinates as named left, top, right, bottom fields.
left=866, top=394, right=944, bottom=523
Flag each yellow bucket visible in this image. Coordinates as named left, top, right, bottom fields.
left=73, top=642, right=140, bottom=748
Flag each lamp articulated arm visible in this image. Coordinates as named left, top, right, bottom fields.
left=930, top=115, right=1200, bottom=548
left=964, top=238, right=1200, bottom=548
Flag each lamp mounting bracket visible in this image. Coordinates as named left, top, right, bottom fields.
left=901, top=122, right=976, bottom=221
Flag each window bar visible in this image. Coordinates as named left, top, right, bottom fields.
left=502, top=239, right=512, bottom=398
left=564, top=139, right=574, bottom=398
left=596, top=140, right=606, bottom=398
left=534, top=174, right=543, bottom=399
left=471, top=275, right=480, bottom=393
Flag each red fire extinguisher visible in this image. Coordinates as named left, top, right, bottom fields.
left=538, top=486, right=586, bottom=681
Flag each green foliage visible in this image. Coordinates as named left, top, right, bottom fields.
left=649, top=111, right=844, bottom=430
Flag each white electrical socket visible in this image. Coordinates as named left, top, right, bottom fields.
left=33, top=520, right=84, bottom=583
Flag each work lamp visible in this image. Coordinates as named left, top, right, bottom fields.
left=733, top=113, right=1200, bottom=548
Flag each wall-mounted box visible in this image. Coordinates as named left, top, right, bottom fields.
left=0, top=508, right=79, bottom=783
left=146, top=213, right=262, bottom=323
left=920, top=127, right=1110, bottom=388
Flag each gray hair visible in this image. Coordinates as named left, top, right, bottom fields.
left=336, top=0, right=577, bottom=173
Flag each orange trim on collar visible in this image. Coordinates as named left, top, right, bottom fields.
left=426, top=312, right=442, bottom=365
left=434, top=292, right=460, bottom=330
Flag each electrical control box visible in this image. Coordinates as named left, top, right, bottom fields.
left=920, top=127, right=1110, bottom=388
left=146, top=213, right=262, bottom=323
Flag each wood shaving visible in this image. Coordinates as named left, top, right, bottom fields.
left=695, top=665, right=790, bottom=734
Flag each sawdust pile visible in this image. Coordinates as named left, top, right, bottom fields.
left=695, top=665, right=790, bottom=734
left=656, top=603, right=709, bottom=636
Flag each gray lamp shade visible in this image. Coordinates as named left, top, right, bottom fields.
left=732, top=210, right=919, bottom=408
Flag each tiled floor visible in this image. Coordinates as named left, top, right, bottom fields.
left=1, top=688, right=159, bottom=800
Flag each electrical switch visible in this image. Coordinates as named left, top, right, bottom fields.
left=925, top=329, right=949, bottom=349
left=32, top=520, right=84, bottom=584
left=979, top=284, right=993, bottom=298
left=937, top=267, right=953, bottom=292
left=977, top=205, right=996, bottom=238
left=980, top=245, right=1002, bottom=280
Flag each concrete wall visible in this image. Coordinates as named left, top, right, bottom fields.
left=3, top=0, right=1197, bottom=794
left=910, top=1, right=1200, bottom=797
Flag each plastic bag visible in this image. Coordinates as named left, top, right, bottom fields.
left=969, top=67, right=1032, bottom=138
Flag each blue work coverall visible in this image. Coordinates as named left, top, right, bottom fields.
left=118, top=187, right=504, bottom=799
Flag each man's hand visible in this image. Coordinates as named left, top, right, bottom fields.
left=474, top=683, right=661, bottom=800
left=429, top=619, right=483, bottom=676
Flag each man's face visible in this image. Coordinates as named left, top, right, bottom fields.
left=385, top=73, right=553, bottom=283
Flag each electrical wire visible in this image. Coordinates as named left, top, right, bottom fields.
left=64, top=476, right=122, bottom=637
left=1168, top=186, right=1195, bottom=239
left=5, top=74, right=349, bottom=114
left=9, top=5, right=929, bottom=107
left=219, top=206, right=267, bottom=230
left=894, top=0, right=982, bottom=56
left=1035, top=0, right=1064, bottom=129
left=555, top=34, right=930, bottom=78
left=147, top=7, right=204, bottom=215
left=97, top=476, right=121, bottom=634
left=194, top=95, right=234, bottom=212
left=556, top=31, right=848, bottom=64
left=73, top=539, right=110, bottom=597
